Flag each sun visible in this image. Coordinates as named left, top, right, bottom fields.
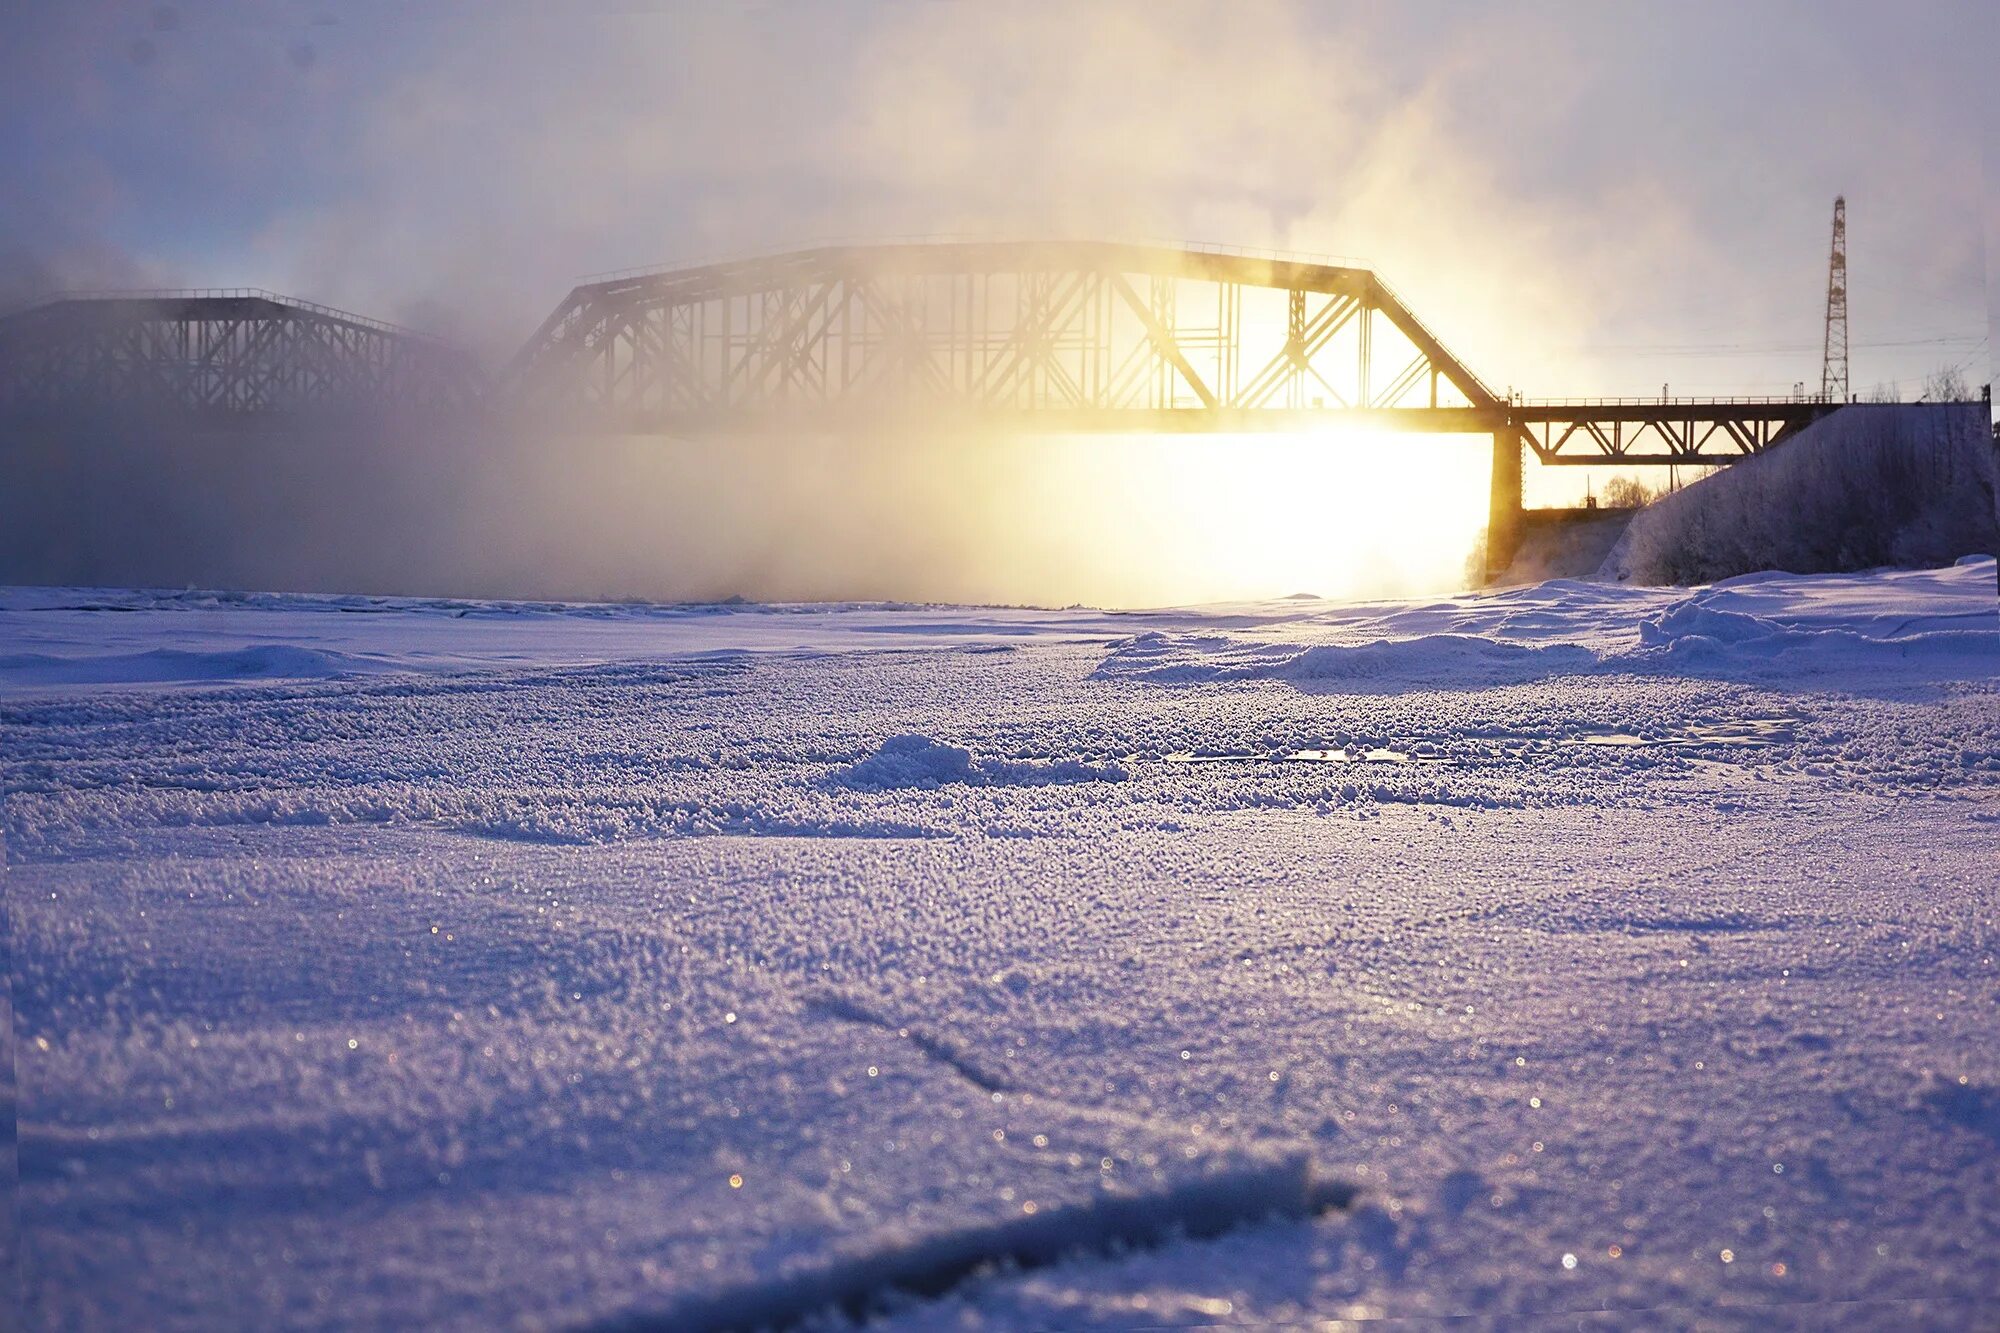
left=1039, top=428, right=1492, bottom=605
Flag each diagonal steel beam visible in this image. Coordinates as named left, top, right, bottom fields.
left=1107, top=272, right=1216, bottom=410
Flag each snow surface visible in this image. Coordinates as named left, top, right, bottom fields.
left=4, top=562, right=1998, bottom=1329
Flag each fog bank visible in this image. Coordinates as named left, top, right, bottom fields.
left=0, top=414, right=1488, bottom=607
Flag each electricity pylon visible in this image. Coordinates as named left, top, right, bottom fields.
left=1821, top=196, right=1848, bottom=401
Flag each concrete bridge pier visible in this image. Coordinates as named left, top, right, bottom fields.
left=1485, top=428, right=1523, bottom=583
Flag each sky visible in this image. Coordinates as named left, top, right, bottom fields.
left=2, top=1, right=1990, bottom=396
left=0, top=1, right=1992, bottom=603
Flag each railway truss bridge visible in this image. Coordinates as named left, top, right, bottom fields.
left=2, top=242, right=1862, bottom=578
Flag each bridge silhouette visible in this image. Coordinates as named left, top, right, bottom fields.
left=0, top=241, right=1858, bottom=578
left=0, top=289, right=481, bottom=415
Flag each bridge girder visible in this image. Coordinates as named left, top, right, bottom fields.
left=1514, top=400, right=1835, bottom=465
left=0, top=294, right=483, bottom=418
left=507, top=241, right=1505, bottom=430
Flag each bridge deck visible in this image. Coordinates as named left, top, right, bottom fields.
left=560, top=399, right=1838, bottom=466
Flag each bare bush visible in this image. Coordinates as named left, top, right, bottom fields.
left=1598, top=475, right=1657, bottom=509
left=1922, top=364, right=1970, bottom=402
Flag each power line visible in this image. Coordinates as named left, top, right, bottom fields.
left=1548, top=334, right=1984, bottom=356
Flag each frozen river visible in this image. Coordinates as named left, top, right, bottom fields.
left=4, top=560, right=1997, bottom=1328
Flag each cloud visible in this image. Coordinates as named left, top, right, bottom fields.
left=194, top=2, right=1980, bottom=393
left=6, top=2, right=1986, bottom=385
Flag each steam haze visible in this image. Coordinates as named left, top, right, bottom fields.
left=1, top=1, right=1989, bottom=605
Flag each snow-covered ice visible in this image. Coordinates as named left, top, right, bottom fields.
left=4, top=561, right=1997, bottom=1328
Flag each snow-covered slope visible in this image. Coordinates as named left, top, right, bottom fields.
left=1603, top=403, right=1999, bottom=584
left=5, top=563, right=1997, bottom=1328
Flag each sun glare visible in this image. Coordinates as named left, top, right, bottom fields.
left=1041, top=429, right=1491, bottom=606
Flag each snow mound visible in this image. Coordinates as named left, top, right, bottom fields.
left=1270, top=635, right=1598, bottom=685
left=0, top=643, right=383, bottom=688
left=838, top=735, right=980, bottom=788
left=1096, top=633, right=1600, bottom=691
left=1637, top=595, right=2000, bottom=666
left=836, top=735, right=1128, bottom=790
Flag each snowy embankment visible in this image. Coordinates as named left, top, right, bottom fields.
left=4, top=563, right=1998, bottom=1329
left=1602, top=403, right=1999, bottom=585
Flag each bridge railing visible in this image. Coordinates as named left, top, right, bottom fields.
left=1366, top=270, right=1503, bottom=405
left=1515, top=392, right=1841, bottom=408
left=575, top=234, right=1380, bottom=286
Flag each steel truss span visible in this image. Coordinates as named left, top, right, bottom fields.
left=508, top=241, right=1505, bottom=429
left=1514, top=399, right=1833, bottom=465
left=0, top=293, right=482, bottom=418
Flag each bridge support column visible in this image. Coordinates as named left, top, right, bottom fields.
left=1484, top=429, right=1523, bottom=585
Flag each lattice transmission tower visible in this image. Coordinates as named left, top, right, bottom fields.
left=1821, top=195, right=1848, bottom=401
